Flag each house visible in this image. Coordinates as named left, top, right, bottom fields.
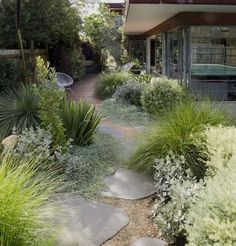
left=124, top=0, right=236, bottom=100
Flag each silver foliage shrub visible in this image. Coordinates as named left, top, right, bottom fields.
left=11, top=127, right=72, bottom=171
left=153, top=152, right=203, bottom=243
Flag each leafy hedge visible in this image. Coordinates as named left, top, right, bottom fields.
left=0, top=58, right=20, bottom=90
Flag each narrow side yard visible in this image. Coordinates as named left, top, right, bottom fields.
left=70, top=74, right=164, bottom=246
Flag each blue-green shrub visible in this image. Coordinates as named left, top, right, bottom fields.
left=113, top=81, right=144, bottom=105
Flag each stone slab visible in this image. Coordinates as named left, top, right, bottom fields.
left=130, top=237, right=168, bottom=246
left=102, top=169, right=156, bottom=200
left=45, top=195, right=129, bottom=246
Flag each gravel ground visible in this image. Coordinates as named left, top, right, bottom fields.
left=100, top=196, right=160, bottom=246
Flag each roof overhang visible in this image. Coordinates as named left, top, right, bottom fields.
left=125, top=1, right=236, bottom=36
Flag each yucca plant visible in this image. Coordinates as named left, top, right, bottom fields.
left=0, top=153, right=60, bottom=246
left=128, top=100, right=233, bottom=178
left=0, top=85, right=40, bottom=139
left=61, top=100, right=101, bottom=146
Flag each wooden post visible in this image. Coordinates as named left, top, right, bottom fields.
left=146, top=37, right=151, bottom=73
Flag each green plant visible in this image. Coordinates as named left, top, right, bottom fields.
left=35, top=56, right=66, bottom=149
left=113, top=81, right=144, bottom=106
left=81, top=4, right=123, bottom=71
left=128, top=101, right=232, bottom=177
left=61, top=99, right=101, bottom=146
left=0, top=58, right=20, bottom=89
left=0, top=85, right=40, bottom=139
left=186, top=154, right=236, bottom=246
left=0, top=0, right=80, bottom=49
left=141, top=77, right=187, bottom=115
left=0, top=153, right=59, bottom=246
left=95, top=72, right=132, bottom=99
left=136, top=73, right=152, bottom=84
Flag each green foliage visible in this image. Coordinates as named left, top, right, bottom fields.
left=186, top=154, right=236, bottom=246
left=61, top=99, right=101, bottom=146
left=35, top=57, right=67, bottom=149
left=0, top=153, right=59, bottom=246
left=0, top=0, right=80, bottom=48
left=82, top=4, right=123, bottom=70
left=0, top=85, right=40, bottom=139
left=141, top=77, right=187, bottom=115
left=153, top=153, right=203, bottom=243
left=64, top=132, right=121, bottom=198
left=128, top=101, right=232, bottom=177
left=53, top=45, right=85, bottom=81
left=113, top=81, right=144, bottom=106
left=0, top=58, right=20, bottom=90
left=135, top=73, right=152, bottom=84
left=100, top=99, right=152, bottom=127
left=95, top=72, right=132, bottom=99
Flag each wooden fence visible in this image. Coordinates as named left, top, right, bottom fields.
left=0, top=49, right=47, bottom=59
left=0, top=49, right=48, bottom=83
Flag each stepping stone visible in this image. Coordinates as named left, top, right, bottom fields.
left=45, top=194, right=129, bottom=246
left=102, top=169, right=156, bottom=200
left=130, top=237, right=168, bottom=246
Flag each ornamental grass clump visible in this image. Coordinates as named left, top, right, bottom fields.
left=61, top=99, right=101, bottom=146
left=0, top=85, right=40, bottom=139
left=0, top=154, right=60, bottom=246
left=95, top=71, right=132, bottom=99
left=128, top=100, right=232, bottom=178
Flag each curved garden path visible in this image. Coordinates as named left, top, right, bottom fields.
left=66, top=74, right=166, bottom=246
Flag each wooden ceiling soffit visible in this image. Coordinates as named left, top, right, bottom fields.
left=140, top=12, right=236, bottom=38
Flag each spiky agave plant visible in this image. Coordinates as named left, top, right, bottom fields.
left=0, top=153, right=60, bottom=246
left=61, top=99, right=101, bottom=146
left=0, top=85, right=40, bottom=139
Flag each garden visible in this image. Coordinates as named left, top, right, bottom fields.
left=0, top=0, right=236, bottom=246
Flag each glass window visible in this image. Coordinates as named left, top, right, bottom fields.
left=191, top=26, right=236, bottom=100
